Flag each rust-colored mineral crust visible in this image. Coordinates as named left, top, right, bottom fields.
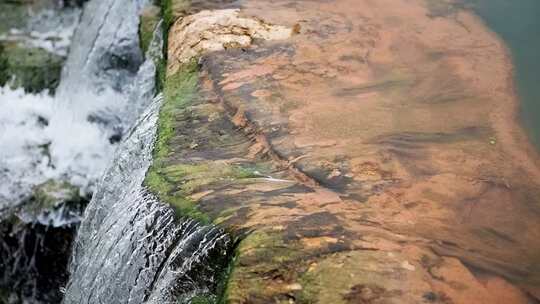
left=165, top=0, right=540, bottom=302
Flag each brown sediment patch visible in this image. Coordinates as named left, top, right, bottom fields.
left=164, top=0, right=540, bottom=302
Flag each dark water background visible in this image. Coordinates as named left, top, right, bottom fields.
left=469, top=0, right=540, bottom=148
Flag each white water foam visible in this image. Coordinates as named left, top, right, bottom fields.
left=0, top=0, right=154, bottom=214
left=0, top=86, right=126, bottom=211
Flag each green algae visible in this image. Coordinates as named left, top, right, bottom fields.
left=160, top=0, right=190, bottom=29
left=297, top=251, right=402, bottom=304
left=1, top=179, right=88, bottom=227
left=19, top=180, right=85, bottom=219
left=145, top=160, right=257, bottom=224
left=144, top=62, right=210, bottom=222
left=156, top=61, right=198, bottom=159
left=222, top=231, right=277, bottom=302
left=163, top=163, right=259, bottom=195
left=30, top=180, right=81, bottom=208
left=139, top=5, right=161, bottom=54
left=189, top=294, right=218, bottom=304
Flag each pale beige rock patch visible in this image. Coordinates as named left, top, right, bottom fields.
left=167, top=9, right=292, bottom=74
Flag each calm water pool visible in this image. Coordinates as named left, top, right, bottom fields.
left=469, top=0, right=540, bottom=148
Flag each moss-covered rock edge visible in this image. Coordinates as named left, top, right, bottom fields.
left=144, top=60, right=212, bottom=223
left=142, top=1, right=242, bottom=303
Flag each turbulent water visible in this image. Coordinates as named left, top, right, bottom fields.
left=1, top=0, right=232, bottom=303
left=0, top=3, right=85, bottom=214
left=0, top=0, right=148, bottom=213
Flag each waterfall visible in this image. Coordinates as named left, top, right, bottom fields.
left=58, top=1, right=232, bottom=303
left=63, top=94, right=231, bottom=303
left=56, top=0, right=146, bottom=97
left=2, top=0, right=232, bottom=302
left=63, top=19, right=231, bottom=304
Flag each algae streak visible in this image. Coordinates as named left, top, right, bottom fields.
left=139, top=5, right=161, bottom=54
left=144, top=61, right=210, bottom=222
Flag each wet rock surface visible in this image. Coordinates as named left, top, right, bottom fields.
left=0, top=180, right=88, bottom=304
left=158, top=0, right=540, bottom=303
left=0, top=43, right=64, bottom=93
left=167, top=9, right=291, bottom=75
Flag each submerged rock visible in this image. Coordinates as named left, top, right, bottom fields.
left=17, top=180, right=87, bottom=227
left=0, top=0, right=83, bottom=93
left=0, top=2, right=27, bottom=34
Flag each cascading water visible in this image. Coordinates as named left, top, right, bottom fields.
left=0, top=1, right=85, bottom=215
left=0, top=0, right=147, bottom=215
left=63, top=93, right=231, bottom=303
left=0, top=2, right=89, bottom=302
left=63, top=10, right=232, bottom=303
left=2, top=0, right=232, bottom=302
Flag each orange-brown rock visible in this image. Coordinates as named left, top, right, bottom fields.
left=162, top=0, right=540, bottom=302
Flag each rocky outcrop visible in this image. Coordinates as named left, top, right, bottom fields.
left=0, top=0, right=82, bottom=93
left=154, top=0, right=540, bottom=303
left=167, top=9, right=292, bottom=75
left=0, top=43, right=64, bottom=93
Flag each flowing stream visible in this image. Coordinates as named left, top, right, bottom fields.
left=1, top=0, right=232, bottom=303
